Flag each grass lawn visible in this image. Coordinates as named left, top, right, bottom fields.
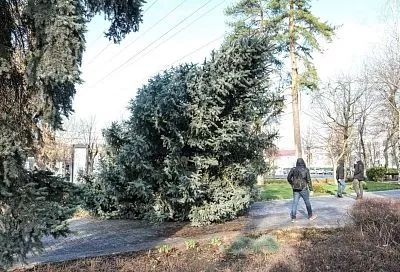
left=364, top=181, right=400, bottom=191
left=258, top=181, right=400, bottom=201
left=258, top=183, right=293, bottom=200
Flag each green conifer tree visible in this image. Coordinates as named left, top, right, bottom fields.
left=0, top=0, right=144, bottom=268
left=225, top=0, right=335, bottom=157
left=96, top=36, right=283, bottom=226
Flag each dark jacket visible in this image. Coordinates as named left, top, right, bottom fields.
left=287, top=158, right=313, bottom=191
left=353, top=160, right=365, bottom=181
left=336, top=163, right=345, bottom=180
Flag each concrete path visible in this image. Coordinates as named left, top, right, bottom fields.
left=249, top=190, right=400, bottom=230
left=14, top=190, right=400, bottom=269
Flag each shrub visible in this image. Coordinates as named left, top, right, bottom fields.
left=350, top=198, right=400, bottom=246
left=250, top=235, right=280, bottom=253
left=210, top=237, right=223, bottom=247
left=312, top=182, right=327, bottom=193
left=227, top=236, right=252, bottom=255
left=185, top=239, right=197, bottom=250
left=386, top=168, right=398, bottom=175
left=158, top=244, right=173, bottom=254
left=78, top=170, right=120, bottom=219
left=366, top=167, right=386, bottom=181
left=226, top=235, right=280, bottom=255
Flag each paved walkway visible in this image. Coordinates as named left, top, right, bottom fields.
left=14, top=190, right=400, bottom=269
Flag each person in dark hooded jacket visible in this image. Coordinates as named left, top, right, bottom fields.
left=287, top=158, right=317, bottom=222
left=336, top=160, right=345, bottom=197
left=353, top=160, right=364, bottom=199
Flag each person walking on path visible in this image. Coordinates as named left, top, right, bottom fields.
left=287, top=158, right=317, bottom=222
left=336, top=161, right=345, bottom=197
left=353, top=160, right=365, bottom=199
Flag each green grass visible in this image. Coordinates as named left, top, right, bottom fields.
left=258, top=181, right=400, bottom=201
left=364, top=181, right=400, bottom=191
left=258, top=183, right=293, bottom=200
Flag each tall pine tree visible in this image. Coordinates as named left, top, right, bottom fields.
left=0, top=0, right=144, bottom=268
left=225, top=0, right=335, bottom=157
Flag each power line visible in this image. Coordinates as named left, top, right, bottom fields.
left=165, top=34, right=224, bottom=68
left=83, top=0, right=161, bottom=67
left=135, top=13, right=252, bottom=81
left=91, top=0, right=215, bottom=87
left=83, top=44, right=112, bottom=68
left=143, top=0, right=160, bottom=14
left=105, top=0, right=189, bottom=63
left=131, top=0, right=228, bottom=66
left=86, top=32, right=105, bottom=50
left=126, top=33, right=225, bottom=88
left=112, top=14, right=263, bottom=92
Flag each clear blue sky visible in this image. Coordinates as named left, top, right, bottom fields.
left=72, top=0, right=388, bottom=134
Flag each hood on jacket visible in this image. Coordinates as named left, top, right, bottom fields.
left=296, top=158, right=306, bottom=167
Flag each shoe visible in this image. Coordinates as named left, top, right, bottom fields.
left=309, top=214, right=318, bottom=221
left=291, top=218, right=296, bottom=223
left=338, top=194, right=343, bottom=198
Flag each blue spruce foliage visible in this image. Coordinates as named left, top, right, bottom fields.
left=95, top=36, right=283, bottom=226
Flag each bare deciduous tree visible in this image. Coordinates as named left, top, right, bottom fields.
left=302, top=126, right=318, bottom=167
left=311, top=75, right=365, bottom=177
left=313, top=124, right=346, bottom=180
left=36, top=124, right=71, bottom=172
left=55, top=116, right=101, bottom=174
left=367, top=28, right=400, bottom=169
left=79, top=116, right=100, bottom=174
left=354, top=71, right=380, bottom=169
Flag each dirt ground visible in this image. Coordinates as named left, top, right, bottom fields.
left=10, top=196, right=400, bottom=272
left=13, top=227, right=400, bottom=272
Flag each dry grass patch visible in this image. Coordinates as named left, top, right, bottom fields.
left=10, top=230, right=317, bottom=272
left=294, top=198, right=400, bottom=272
left=350, top=198, right=400, bottom=246
left=14, top=228, right=400, bottom=272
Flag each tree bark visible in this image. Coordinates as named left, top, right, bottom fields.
left=359, top=118, right=367, bottom=168
left=258, top=0, right=264, bottom=33
left=332, top=159, right=337, bottom=184
left=343, top=126, right=350, bottom=163
left=388, top=87, right=399, bottom=168
left=289, top=0, right=302, bottom=157
left=384, top=139, right=389, bottom=168
left=390, top=138, right=399, bottom=169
